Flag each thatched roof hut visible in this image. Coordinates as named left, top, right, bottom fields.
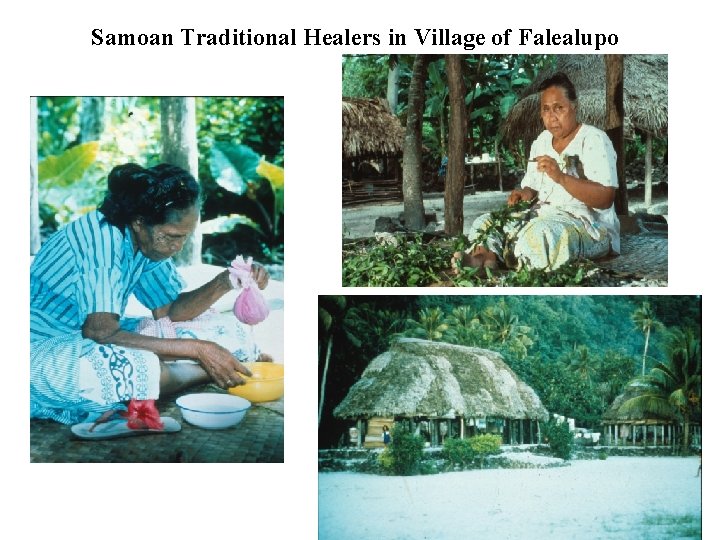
left=333, top=338, right=548, bottom=421
left=501, top=55, right=668, bottom=146
left=600, top=383, right=696, bottom=447
left=342, top=97, right=404, bottom=160
left=602, top=384, right=679, bottom=424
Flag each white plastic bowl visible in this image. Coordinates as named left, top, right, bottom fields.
left=176, top=393, right=251, bottom=429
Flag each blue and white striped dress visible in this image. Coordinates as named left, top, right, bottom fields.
left=30, top=210, right=184, bottom=424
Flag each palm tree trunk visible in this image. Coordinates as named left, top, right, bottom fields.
left=402, top=54, right=429, bottom=230
left=642, top=327, right=650, bottom=375
left=683, top=412, right=690, bottom=454
left=318, top=336, right=333, bottom=426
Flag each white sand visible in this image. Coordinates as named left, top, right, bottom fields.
left=319, top=457, right=702, bottom=539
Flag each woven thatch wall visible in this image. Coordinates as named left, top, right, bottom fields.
left=342, top=97, right=404, bottom=160
left=501, top=55, right=668, bottom=146
left=333, top=338, right=548, bottom=421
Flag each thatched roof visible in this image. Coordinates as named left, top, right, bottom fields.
left=333, top=338, right=549, bottom=421
left=601, top=383, right=679, bottom=424
left=501, top=55, right=668, bottom=146
left=342, top=97, right=404, bottom=160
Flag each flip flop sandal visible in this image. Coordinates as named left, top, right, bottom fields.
left=70, top=417, right=181, bottom=440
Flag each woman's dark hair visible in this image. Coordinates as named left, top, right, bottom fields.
left=538, top=72, right=578, bottom=103
left=99, top=163, right=200, bottom=229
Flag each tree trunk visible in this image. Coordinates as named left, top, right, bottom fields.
left=160, top=97, right=201, bottom=266
left=30, top=97, right=41, bottom=255
left=604, top=55, right=627, bottom=215
left=642, top=327, right=650, bottom=375
left=644, top=132, right=653, bottom=207
left=386, top=54, right=399, bottom=114
left=402, top=54, right=429, bottom=231
left=318, top=336, right=333, bottom=426
left=444, top=54, right=466, bottom=236
left=79, top=97, right=105, bottom=143
left=683, top=413, right=690, bottom=455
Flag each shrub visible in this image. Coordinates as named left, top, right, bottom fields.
left=385, top=425, right=424, bottom=475
left=469, top=434, right=503, bottom=456
left=443, top=438, right=476, bottom=468
left=541, top=420, right=574, bottom=460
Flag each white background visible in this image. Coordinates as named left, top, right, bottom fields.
left=3, top=1, right=714, bottom=537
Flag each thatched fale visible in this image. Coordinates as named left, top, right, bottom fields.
left=601, top=384, right=679, bottom=424
left=342, top=97, right=404, bottom=160
left=501, top=55, right=668, bottom=146
left=333, top=338, right=548, bottom=421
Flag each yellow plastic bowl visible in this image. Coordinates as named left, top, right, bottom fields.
left=228, top=362, right=284, bottom=403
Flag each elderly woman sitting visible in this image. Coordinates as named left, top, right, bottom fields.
left=453, top=72, right=620, bottom=273
left=31, top=163, right=271, bottom=426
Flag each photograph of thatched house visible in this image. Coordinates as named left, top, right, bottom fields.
left=341, top=54, right=669, bottom=287
left=342, top=97, right=404, bottom=206
left=333, top=338, right=549, bottom=448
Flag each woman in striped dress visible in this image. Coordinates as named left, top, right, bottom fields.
left=31, top=163, right=269, bottom=425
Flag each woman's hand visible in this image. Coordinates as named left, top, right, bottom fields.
left=195, top=340, right=252, bottom=388
left=535, top=155, right=563, bottom=182
left=227, top=261, right=269, bottom=290
left=507, top=187, right=537, bottom=206
left=251, top=263, right=269, bottom=290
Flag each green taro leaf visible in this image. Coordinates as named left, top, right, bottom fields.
left=38, top=141, right=99, bottom=187
left=200, top=214, right=263, bottom=235
left=208, top=142, right=262, bottom=196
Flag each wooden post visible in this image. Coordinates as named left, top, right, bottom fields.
left=643, top=425, right=647, bottom=447
left=644, top=132, right=653, bottom=207
left=460, top=417, right=465, bottom=439
left=604, top=54, right=628, bottom=215
left=444, top=54, right=467, bottom=236
left=614, top=424, right=618, bottom=446
left=632, top=425, right=636, bottom=446
left=356, top=419, right=362, bottom=448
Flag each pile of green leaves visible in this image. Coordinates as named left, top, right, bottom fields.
left=342, top=234, right=452, bottom=287
left=442, top=434, right=502, bottom=469
left=342, top=232, right=603, bottom=287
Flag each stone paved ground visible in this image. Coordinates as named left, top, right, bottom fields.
left=30, top=385, right=284, bottom=463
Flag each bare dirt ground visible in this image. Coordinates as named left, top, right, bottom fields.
left=319, top=457, right=702, bottom=540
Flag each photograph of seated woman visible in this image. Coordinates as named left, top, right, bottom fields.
left=453, top=72, right=620, bottom=273
left=30, top=163, right=272, bottom=425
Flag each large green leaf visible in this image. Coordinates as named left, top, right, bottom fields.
left=200, top=214, right=262, bottom=235
left=38, top=141, right=99, bottom=187
left=208, top=142, right=261, bottom=195
left=499, top=94, right=518, bottom=118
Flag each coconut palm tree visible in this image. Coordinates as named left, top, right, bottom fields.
left=445, top=305, right=482, bottom=347
left=405, top=307, right=450, bottom=342
left=568, top=344, right=598, bottom=382
left=618, top=327, right=701, bottom=453
left=631, top=300, right=659, bottom=375
left=481, top=301, right=534, bottom=359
